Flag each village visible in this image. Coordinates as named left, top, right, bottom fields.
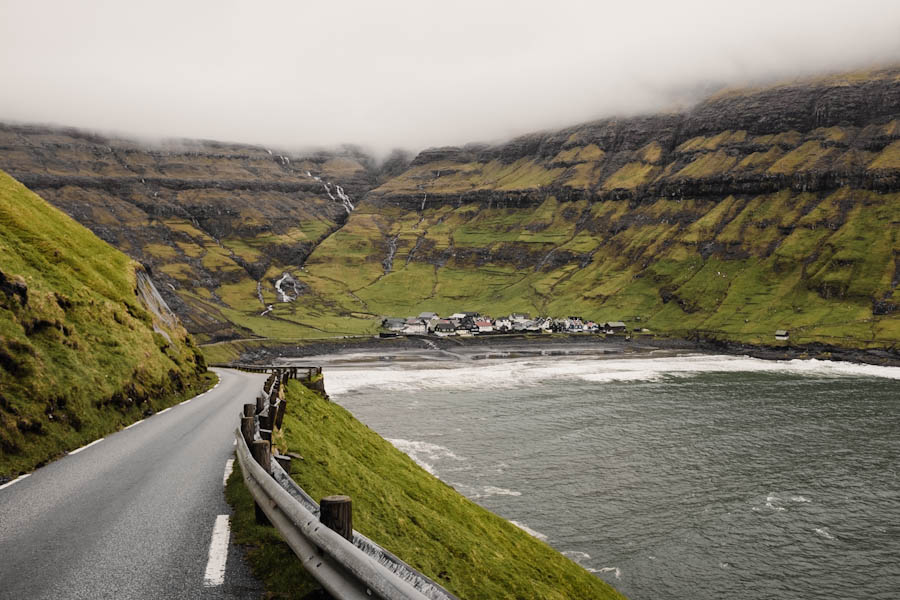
left=381, top=311, right=630, bottom=337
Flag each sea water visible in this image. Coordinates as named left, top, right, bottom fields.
left=323, top=353, right=900, bottom=600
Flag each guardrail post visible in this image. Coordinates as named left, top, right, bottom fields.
left=256, top=394, right=265, bottom=414
left=320, top=495, right=353, bottom=541
left=262, top=407, right=274, bottom=431
left=259, top=428, right=272, bottom=442
left=242, top=404, right=254, bottom=418
left=240, top=416, right=254, bottom=447
left=274, top=399, right=287, bottom=429
left=251, top=440, right=272, bottom=525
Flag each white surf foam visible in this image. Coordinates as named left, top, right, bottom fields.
left=562, top=550, right=593, bottom=570
left=387, top=438, right=463, bottom=475
left=814, top=527, right=836, bottom=540
left=325, top=354, right=900, bottom=396
left=510, top=520, right=548, bottom=541
left=765, top=494, right=787, bottom=512
left=597, top=566, right=622, bottom=579
left=791, top=495, right=811, bottom=503
left=450, top=482, right=521, bottom=499
left=482, top=485, right=521, bottom=497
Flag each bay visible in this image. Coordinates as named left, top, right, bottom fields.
left=319, top=352, right=900, bottom=600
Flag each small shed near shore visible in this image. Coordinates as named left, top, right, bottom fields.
left=603, top=321, right=627, bottom=334
left=775, top=329, right=790, bottom=341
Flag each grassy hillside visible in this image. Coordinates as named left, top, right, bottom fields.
left=287, top=68, right=900, bottom=349
left=0, top=125, right=379, bottom=343
left=294, top=189, right=900, bottom=347
left=229, top=379, right=624, bottom=600
left=0, top=170, right=210, bottom=479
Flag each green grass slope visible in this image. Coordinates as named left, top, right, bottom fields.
left=237, top=380, right=624, bottom=599
left=295, top=189, right=900, bottom=348
left=0, top=124, right=379, bottom=344
left=0, top=170, right=210, bottom=479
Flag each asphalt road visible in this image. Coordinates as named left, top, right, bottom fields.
left=0, top=368, right=267, bottom=599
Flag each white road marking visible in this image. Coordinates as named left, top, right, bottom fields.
left=0, top=473, right=30, bottom=491
left=203, top=515, right=231, bottom=586
left=223, top=459, right=234, bottom=486
left=156, top=407, right=172, bottom=415
left=179, top=398, right=191, bottom=405
left=68, top=438, right=104, bottom=455
left=123, top=419, right=144, bottom=430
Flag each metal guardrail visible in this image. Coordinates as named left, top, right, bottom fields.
left=234, top=368, right=457, bottom=600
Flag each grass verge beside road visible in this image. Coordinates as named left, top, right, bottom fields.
left=227, top=379, right=626, bottom=600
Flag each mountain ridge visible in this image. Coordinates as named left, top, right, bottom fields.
left=1, top=65, right=899, bottom=354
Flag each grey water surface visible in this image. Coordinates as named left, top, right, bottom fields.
left=325, top=353, right=900, bottom=600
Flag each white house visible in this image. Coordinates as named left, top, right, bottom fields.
left=404, top=318, right=427, bottom=335
left=494, top=317, right=512, bottom=331
left=475, top=319, right=494, bottom=333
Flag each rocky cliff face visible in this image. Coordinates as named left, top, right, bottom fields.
left=296, top=67, right=900, bottom=348
left=0, top=125, right=380, bottom=341
left=372, top=67, right=900, bottom=211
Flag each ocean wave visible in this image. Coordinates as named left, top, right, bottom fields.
left=387, top=438, right=464, bottom=475
left=451, top=482, right=522, bottom=499
left=596, top=566, right=622, bottom=579
left=482, top=485, right=522, bottom=497
left=814, top=527, right=836, bottom=540
left=510, top=520, right=548, bottom=541
left=562, top=550, right=593, bottom=570
left=764, top=494, right=787, bottom=512
left=325, top=353, right=900, bottom=395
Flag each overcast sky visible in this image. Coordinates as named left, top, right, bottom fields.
left=2, top=1, right=900, bottom=154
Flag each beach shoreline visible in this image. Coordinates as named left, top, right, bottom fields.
left=217, top=332, right=900, bottom=368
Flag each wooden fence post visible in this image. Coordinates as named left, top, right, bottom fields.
left=251, top=439, right=272, bottom=525
left=262, top=406, right=274, bottom=431
left=240, top=416, right=254, bottom=447
left=274, top=399, right=287, bottom=429
left=320, top=495, right=353, bottom=541
left=242, top=404, right=254, bottom=418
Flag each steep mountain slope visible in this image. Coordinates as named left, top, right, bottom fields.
left=296, top=67, right=900, bottom=347
left=0, top=170, right=208, bottom=478
left=0, top=125, right=380, bottom=342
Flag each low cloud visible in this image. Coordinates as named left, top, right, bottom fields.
left=1, top=0, right=899, bottom=154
